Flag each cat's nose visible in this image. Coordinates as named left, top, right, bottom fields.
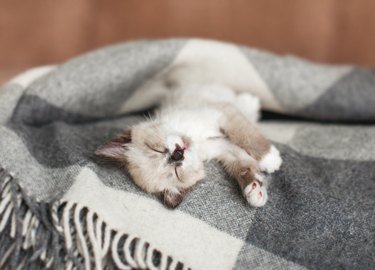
left=171, top=144, right=184, bottom=162
left=171, top=149, right=184, bottom=161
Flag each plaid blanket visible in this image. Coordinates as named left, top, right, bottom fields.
left=0, top=39, right=374, bottom=269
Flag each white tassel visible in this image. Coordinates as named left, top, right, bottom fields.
left=0, top=175, right=10, bottom=190
left=22, top=216, right=33, bottom=249
left=169, top=258, right=179, bottom=270
left=0, top=243, right=15, bottom=269
left=146, top=244, right=158, bottom=270
left=10, top=193, right=22, bottom=238
left=135, top=238, right=148, bottom=269
left=0, top=192, right=11, bottom=214
left=95, top=217, right=103, bottom=254
left=124, top=235, right=138, bottom=268
left=65, top=260, right=73, bottom=270
left=22, top=210, right=32, bottom=236
left=111, top=232, right=131, bottom=270
left=63, top=201, right=74, bottom=251
left=87, top=210, right=102, bottom=270
left=0, top=201, right=13, bottom=232
left=10, top=209, right=16, bottom=237
left=23, top=215, right=36, bottom=249
left=51, top=201, right=64, bottom=234
left=46, top=257, right=54, bottom=268
left=40, top=249, right=47, bottom=261
left=0, top=177, right=11, bottom=198
left=0, top=175, right=192, bottom=270
left=73, top=204, right=91, bottom=270
left=30, top=219, right=39, bottom=247
left=101, top=222, right=111, bottom=256
left=158, top=252, right=168, bottom=270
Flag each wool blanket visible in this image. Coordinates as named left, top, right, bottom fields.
left=0, top=39, right=374, bottom=269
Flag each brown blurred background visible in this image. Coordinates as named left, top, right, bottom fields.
left=1, top=0, right=375, bottom=84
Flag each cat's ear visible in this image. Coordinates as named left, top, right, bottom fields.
left=160, top=188, right=190, bottom=209
left=95, top=129, right=132, bottom=161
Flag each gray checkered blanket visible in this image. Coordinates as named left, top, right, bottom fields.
left=0, top=39, right=374, bottom=269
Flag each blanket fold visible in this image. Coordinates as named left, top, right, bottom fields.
left=0, top=39, right=374, bottom=269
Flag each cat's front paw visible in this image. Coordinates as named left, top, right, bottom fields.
left=259, top=145, right=282, bottom=173
left=243, top=181, right=268, bottom=207
left=159, top=188, right=191, bottom=209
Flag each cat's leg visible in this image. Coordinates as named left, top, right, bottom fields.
left=160, top=188, right=192, bottom=209
left=205, top=138, right=268, bottom=207
left=234, top=93, right=260, bottom=123
left=219, top=104, right=282, bottom=173
left=117, top=75, right=170, bottom=114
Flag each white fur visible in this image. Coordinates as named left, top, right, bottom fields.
left=118, top=39, right=284, bottom=115
left=160, top=84, right=261, bottom=140
left=127, top=85, right=281, bottom=206
left=104, top=77, right=282, bottom=207
left=259, top=145, right=282, bottom=173
left=155, top=90, right=279, bottom=206
left=166, top=135, right=184, bottom=151
left=244, top=181, right=268, bottom=207
left=162, top=106, right=223, bottom=141
left=235, top=93, right=260, bottom=123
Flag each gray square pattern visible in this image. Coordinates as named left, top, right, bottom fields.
left=0, top=39, right=374, bottom=269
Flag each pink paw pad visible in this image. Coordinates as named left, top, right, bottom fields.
left=243, top=181, right=268, bottom=207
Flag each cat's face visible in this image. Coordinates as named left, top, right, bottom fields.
left=96, top=121, right=205, bottom=208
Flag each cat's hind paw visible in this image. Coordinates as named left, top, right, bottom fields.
left=243, top=181, right=268, bottom=207
left=259, top=145, right=282, bottom=173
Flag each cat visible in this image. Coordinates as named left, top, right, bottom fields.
left=96, top=82, right=282, bottom=208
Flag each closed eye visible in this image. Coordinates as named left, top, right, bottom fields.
left=146, top=143, right=167, bottom=154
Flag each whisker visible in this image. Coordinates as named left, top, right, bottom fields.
left=147, top=111, right=154, bottom=120
left=207, top=135, right=226, bottom=140
left=174, top=167, right=182, bottom=182
left=142, top=111, right=154, bottom=122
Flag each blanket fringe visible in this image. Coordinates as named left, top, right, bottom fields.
left=0, top=167, right=189, bottom=270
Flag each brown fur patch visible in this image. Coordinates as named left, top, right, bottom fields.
left=219, top=104, right=270, bottom=161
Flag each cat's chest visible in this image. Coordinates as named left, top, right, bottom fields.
left=163, top=107, right=223, bottom=140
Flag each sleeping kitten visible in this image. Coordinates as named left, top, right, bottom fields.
left=96, top=84, right=282, bottom=208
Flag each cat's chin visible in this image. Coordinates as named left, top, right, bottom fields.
left=159, top=188, right=191, bottom=209
left=156, top=170, right=205, bottom=208
left=179, top=168, right=205, bottom=189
